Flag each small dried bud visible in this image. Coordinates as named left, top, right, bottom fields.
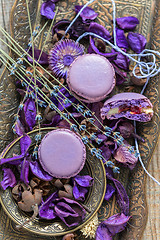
left=130, top=69, right=147, bottom=86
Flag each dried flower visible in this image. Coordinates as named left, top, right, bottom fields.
left=49, top=39, right=85, bottom=78
left=80, top=213, right=99, bottom=239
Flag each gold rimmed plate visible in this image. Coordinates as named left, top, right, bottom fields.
left=0, top=127, right=106, bottom=236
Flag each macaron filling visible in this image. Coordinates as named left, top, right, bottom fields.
left=38, top=129, right=86, bottom=178
left=67, top=54, right=116, bottom=103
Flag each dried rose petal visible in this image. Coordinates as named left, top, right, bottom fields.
left=39, top=191, right=58, bottom=219
left=96, top=213, right=131, bottom=240
left=127, top=32, right=147, bottom=53
left=112, top=49, right=130, bottom=70
left=89, top=37, right=117, bottom=60
left=20, top=158, right=30, bottom=185
left=89, top=22, right=111, bottom=40
left=73, top=183, right=88, bottom=201
left=54, top=197, right=86, bottom=227
left=114, top=145, right=138, bottom=170
left=40, top=1, right=55, bottom=19
left=0, top=168, right=16, bottom=190
left=27, top=48, right=49, bottom=65
left=100, top=145, right=112, bottom=164
left=116, top=28, right=129, bottom=49
left=15, top=119, right=25, bottom=136
left=20, top=134, right=32, bottom=155
left=104, top=184, right=115, bottom=201
left=23, top=98, right=36, bottom=130
left=74, top=175, right=94, bottom=187
left=74, top=5, right=98, bottom=22
left=116, top=16, right=139, bottom=30
left=29, top=161, right=53, bottom=181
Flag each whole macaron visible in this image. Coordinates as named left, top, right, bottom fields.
left=101, top=92, right=153, bottom=122
left=67, top=54, right=116, bottom=103
left=38, top=129, right=86, bottom=178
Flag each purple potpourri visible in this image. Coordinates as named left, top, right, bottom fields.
left=54, top=197, right=86, bottom=227
left=112, top=49, right=130, bottom=71
left=116, top=16, right=139, bottom=30
left=95, top=213, right=131, bottom=240
left=73, top=175, right=94, bottom=201
left=27, top=48, right=49, bottom=65
left=23, top=98, right=36, bottom=131
left=29, top=161, right=53, bottom=181
left=20, top=158, right=30, bottom=185
left=40, top=0, right=55, bottom=19
left=89, top=22, right=111, bottom=41
left=127, top=32, right=147, bottom=53
left=116, top=28, right=129, bottom=49
left=114, top=145, right=138, bottom=170
left=74, top=5, right=98, bottom=22
left=104, top=184, right=115, bottom=201
left=0, top=168, right=16, bottom=190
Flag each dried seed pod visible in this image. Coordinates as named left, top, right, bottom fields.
left=44, top=105, right=56, bottom=121
left=62, top=233, right=76, bottom=240
left=18, top=191, right=35, bottom=212
left=130, top=69, right=147, bottom=86
left=54, top=179, right=64, bottom=188
left=58, top=184, right=73, bottom=199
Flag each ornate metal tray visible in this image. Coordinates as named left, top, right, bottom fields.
left=0, top=0, right=160, bottom=239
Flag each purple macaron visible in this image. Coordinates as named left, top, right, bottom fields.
left=101, top=92, right=153, bottom=122
left=38, top=129, right=86, bottom=178
left=67, top=54, right=116, bottom=103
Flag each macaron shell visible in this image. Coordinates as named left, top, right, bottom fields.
left=67, top=54, right=116, bottom=103
left=101, top=92, right=153, bottom=122
left=38, top=129, right=86, bottom=178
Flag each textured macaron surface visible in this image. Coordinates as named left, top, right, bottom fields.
left=67, top=54, right=115, bottom=102
left=38, top=129, right=86, bottom=178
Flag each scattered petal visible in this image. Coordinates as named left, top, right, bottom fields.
left=116, top=28, right=129, bottom=49
left=0, top=168, right=16, bottom=190
left=74, top=5, right=98, bottom=22
left=29, top=161, right=53, bottom=181
left=116, top=16, right=139, bottom=30
left=89, top=22, right=111, bottom=40
left=112, top=49, right=130, bottom=70
left=127, top=32, right=147, bottom=53
left=40, top=1, right=55, bottom=19
left=27, top=48, right=49, bottom=65
left=23, top=98, right=36, bottom=130
left=104, top=184, right=115, bottom=201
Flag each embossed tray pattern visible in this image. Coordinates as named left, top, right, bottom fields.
left=0, top=0, right=160, bottom=239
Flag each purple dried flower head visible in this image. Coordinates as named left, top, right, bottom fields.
left=127, top=32, right=147, bottom=53
left=116, top=16, right=139, bottom=30
left=49, top=39, right=85, bottom=78
left=40, top=1, right=55, bottom=19
left=95, top=213, right=131, bottom=240
left=116, top=28, right=129, bottom=49
left=0, top=168, right=16, bottom=190
left=74, top=5, right=98, bottom=22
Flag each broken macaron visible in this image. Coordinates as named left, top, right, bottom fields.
left=67, top=54, right=116, bottom=103
left=100, top=92, right=153, bottom=122
left=38, top=129, right=86, bottom=178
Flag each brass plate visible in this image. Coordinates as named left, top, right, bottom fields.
left=0, top=128, right=106, bottom=236
left=0, top=0, right=160, bottom=239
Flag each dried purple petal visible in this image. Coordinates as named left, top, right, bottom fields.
left=74, top=175, right=94, bottom=187
left=104, top=184, right=115, bottom=201
left=74, top=5, right=98, bottom=22
left=54, top=197, right=86, bottom=227
left=100, top=145, right=112, bottom=164
left=23, top=98, right=36, bottom=130
left=114, top=145, right=138, bottom=170
left=106, top=168, right=129, bottom=215
left=29, top=161, right=53, bottom=181
left=116, top=28, right=129, bottom=49
left=112, top=49, right=130, bottom=70
left=112, top=63, right=127, bottom=85
left=49, top=39, right=85, bottom=78
left=89, top=37, right=117, bottom=60
left=90, top=101, right=104, bottom=129
left=0, top=154, right=24, bottom=165
left=127, top=32, right=147, bottom=53
left=20, top=134, right=32, bottom=155
left=0, top=168, right=16, bottom=190
left=20, top=158, right=30, bottom=185
left=89, top=22, right=111, bottom=40
left=40, top=1, right=55, bottom=19
left=73, top=183, right=88, bottom=201
left=15, top=119, right=25, bottom=136
left=27, top=48, right=49, bottom=65
left=116, top=16, right=139, bottom=30
left=96, top=213, right=131, bottom=240
left=39, top=191, right=58, bottom=219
